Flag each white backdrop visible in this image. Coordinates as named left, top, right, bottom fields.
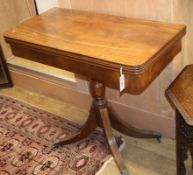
left=35, top=0, right=59, bottom=14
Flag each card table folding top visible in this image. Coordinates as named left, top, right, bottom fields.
left=4, top=8, right=186, bottom=175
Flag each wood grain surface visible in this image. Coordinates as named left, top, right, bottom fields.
left=4, top=8, right=186, bottom=94
left=166, top=65, right=193, bottom=125
left=5, top=7, right=185, bottom=68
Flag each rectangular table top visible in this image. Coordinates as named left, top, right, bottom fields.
left=5, top=8, right=185, bottom=69
left=4, top=8, right=186, bottom=94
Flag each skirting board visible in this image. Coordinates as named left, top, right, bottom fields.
left=8, top=65, right=175, bottom=138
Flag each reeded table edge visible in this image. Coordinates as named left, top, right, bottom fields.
left=4, top=25, right=186, bottom=75
left=166, top=89, right=193, bottom=126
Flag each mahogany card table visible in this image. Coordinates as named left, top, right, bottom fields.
left=4, top=8, right=186, bottom=175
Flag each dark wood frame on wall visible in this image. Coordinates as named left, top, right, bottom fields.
left=33, top=0, right=39, bottom=15
left=0, top=0, right=37, bottom=89
left=0, top=45, right=13, bottom=88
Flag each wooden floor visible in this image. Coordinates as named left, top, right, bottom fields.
left=0, top=87, right=192, bottom=175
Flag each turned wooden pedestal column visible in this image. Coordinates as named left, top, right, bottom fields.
left=54, top=80, right=161, bottom=175
left=54, top=80, right=129, bottom=174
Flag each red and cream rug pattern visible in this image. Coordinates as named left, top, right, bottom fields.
left=0, top=95, right=123, bottom=175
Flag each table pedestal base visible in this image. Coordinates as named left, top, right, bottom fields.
left=54, top=80, right=161, bottom=175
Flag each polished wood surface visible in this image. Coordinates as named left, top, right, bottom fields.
left=166, top=65, right=193, bottom=125
left=4, top=8, right=186, bottom=94
left=4, top=7, right=185, bottom=66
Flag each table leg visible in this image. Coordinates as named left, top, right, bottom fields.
left=108, top=105, right=161, bottom=142
left=97, top=107, right=129, bottom=175
left=91, top=80, right=128, bottom=174
left=53, top=105, right=97, bottom=146
left=176, top=110, right=188, bottom=175
left=190, top=148, right=193, bottom=170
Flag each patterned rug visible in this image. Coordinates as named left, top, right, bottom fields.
left=0, top=94, right=124, bottom=175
